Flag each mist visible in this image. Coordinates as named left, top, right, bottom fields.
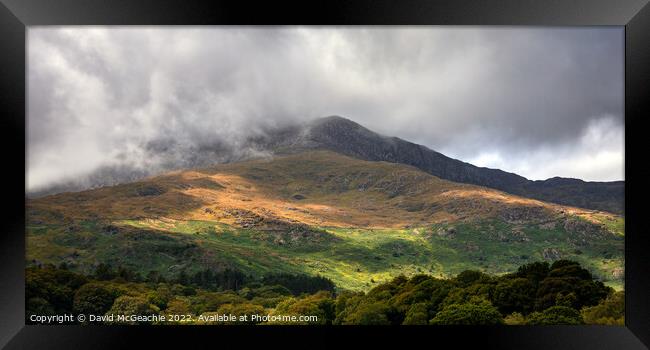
left=27, top=26, right=624, bottom=194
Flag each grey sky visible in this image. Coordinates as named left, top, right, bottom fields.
left=27, top=26, right=624, bottom=192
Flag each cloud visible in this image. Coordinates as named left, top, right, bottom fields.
left=463, top=116, right=624, bottom=181
left=27, top=26, right=624, bottom=191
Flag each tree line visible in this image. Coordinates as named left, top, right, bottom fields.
left=25, top=260, right=623, bottom=325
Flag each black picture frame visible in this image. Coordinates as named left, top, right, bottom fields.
left=1, top=0, right=649, bottom=348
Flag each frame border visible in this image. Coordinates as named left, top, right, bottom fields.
left=1, top=0, right=648, bottom=348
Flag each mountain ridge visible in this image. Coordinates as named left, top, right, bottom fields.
left=254, top=116, right=623, bottom=214
left=29, top=115, right=623, bottom=215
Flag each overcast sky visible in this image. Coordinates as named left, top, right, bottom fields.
left=27, top=26, right=624, bottom=191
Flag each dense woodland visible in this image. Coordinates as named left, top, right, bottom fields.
left=26, top=260, right=623, bottom=325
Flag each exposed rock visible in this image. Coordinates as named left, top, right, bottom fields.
left=509, top=228, right=530, bottom=242
left=542, top=248, right=562, bottom=261
left=437, top=227, right=457, bottom=238
left=538, top=221, right=557, bottom=230
left=563, top=218, right=608, bottom=238
left=203, top=207, right=215, bottom=214
left=498, top=206, right=549, bottom=223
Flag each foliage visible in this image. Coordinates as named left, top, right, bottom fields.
left=492, top=277, right=536, bottom=315
left=106, top=295, right=160, bottom=325
left=271, top=291, right=335, bottom=325
left=504, top=312, right=526, bottom=325
left=24, top=260, right=620, bottom=325
left=26, top=265, right=87, bottom=319
left=403, top=303, right=430, bottom=325
left=581, top=291, right=624, bottom=325
left=534, top=260, right=611, bottom=311
left=73, top=283, right=120, bottom=316
left=430, top=298, right=503, bottom=325
left=186, top=268, right=247, bottom=291
left=261, top=274, right=336, bottom=295
left=214, top=303, right=267, bottom=325
left=341, top=301, right=391, bottom=325
left=526, top=306, right=584, bottom=325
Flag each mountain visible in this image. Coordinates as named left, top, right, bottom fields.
left=29, top=116, right=624, bottom=215
left=27, top=151, right=624, bottom=290
left=253, top=116, right=624, bottom=215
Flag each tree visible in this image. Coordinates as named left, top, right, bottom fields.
left=145, top=270, right=166, bottom=284
left=342, top=301, right=391, bottom=325
left=26, top=266, right=87, bottom=314
left=492, top=277, right=536, bottom=315
left=26, top=297, right=55, bottom=322
left=389, top=276, right=453, bottom=315
left=515, top=261, right=550, bottom=285
left=430, top=298, right=503, bottom=325
left=146, top=285, right=174, bottom=310
left=164, top=298, right=193, bottom=324
left=403, top=303, right=430, bottom=325
left=94, top=263, right=115, bottom=281
left=441, top=283, right=494, bottom=309
left=526, top=306, right=583, bottom=325
left=535, top=277, right=611, bottom=311
left=555, top=292, right=577, bottom=308
left=214, top=303, right=266, bottom=325
left=504, top=312, right=526, bottom=325
left=455, top=270, right=491, bottom=287
left=261, top=273, right=335, bottom=295
left=165, top=298, right=192, bottom=315
left=73, top=283, right=118, bottom=316
left=176, top=270, right=190, bottom=286
left=189, top=290, right=247, bottom=315
left=548, top=261, right=593, bottom=280
left=117, top=266, right=141, bottom=282
left=271, top=291, right=334, bottom=325
left=581, top=291, right=624, bottom=325
left=333, top=291, right=364, bottom=324
left=105, top=295, right=160, bottom=325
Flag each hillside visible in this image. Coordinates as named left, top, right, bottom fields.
left=29, top=116, right=624, bottom=216
left=253, top=116, right=624, bottom=214
left=27, top=151, right=624, bottom=291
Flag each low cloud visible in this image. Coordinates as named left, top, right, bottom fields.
left=27, top=26, right=624, bottom=192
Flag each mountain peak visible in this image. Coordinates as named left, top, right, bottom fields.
left=314, top=115, right=352, bottom=122
left=310, top=115, right=363, bottom=129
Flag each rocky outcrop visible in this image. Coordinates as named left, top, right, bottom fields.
left=498, top=206, right=551, bottom=223
left=542, top=248, right=562, bottom=260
